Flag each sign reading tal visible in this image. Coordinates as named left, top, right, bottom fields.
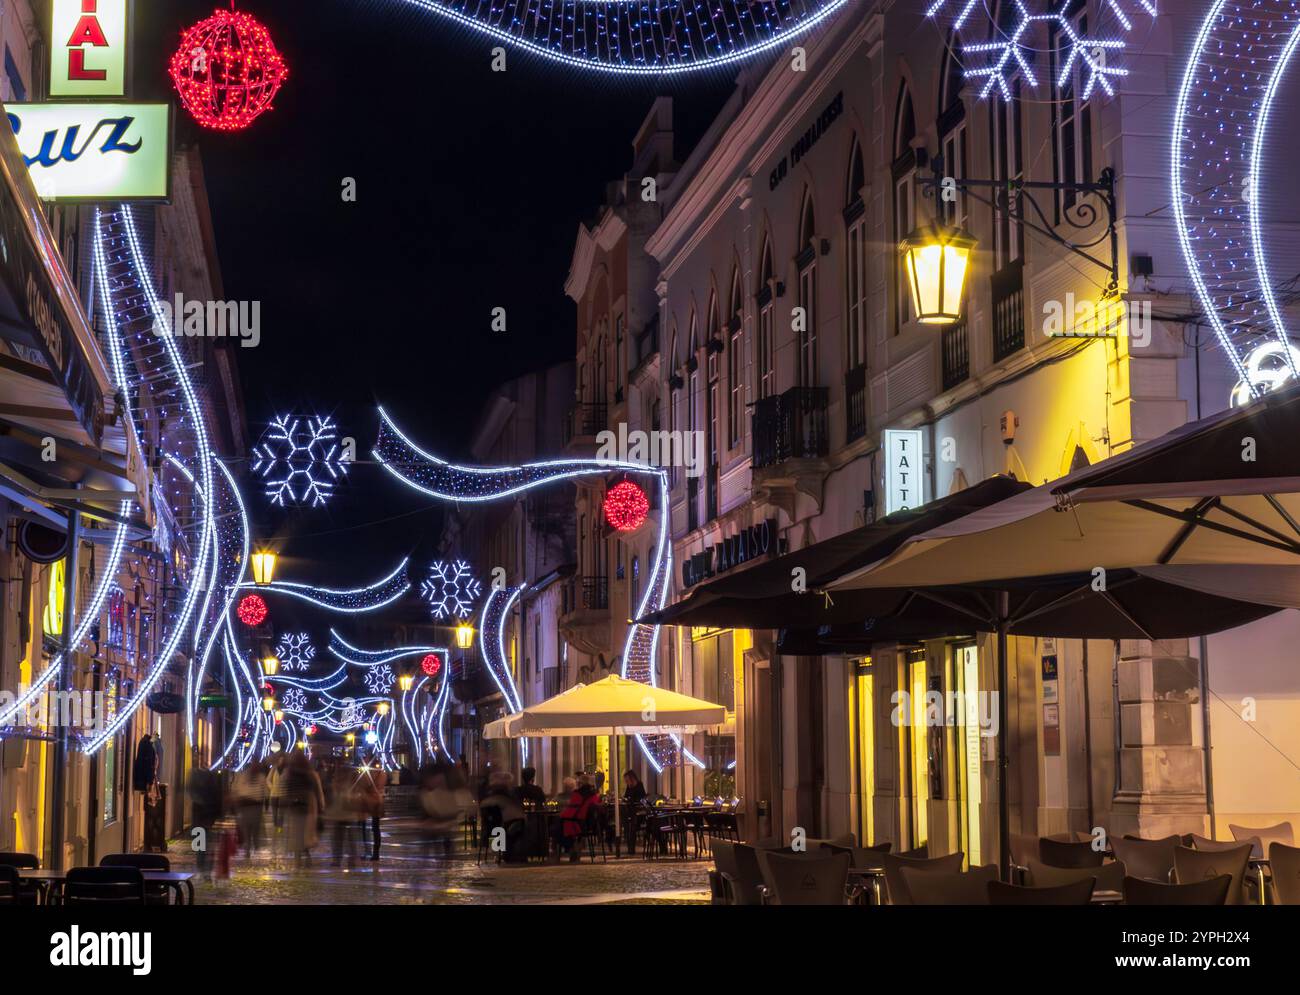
left=883, top=429, right=925, bottom=515
left=6, top=102, right=170, bottom=201
left=50, top=0, right=129, bottom=98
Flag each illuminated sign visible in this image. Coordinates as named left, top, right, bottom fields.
left=884, top=429, right=925, bottom=515
left=681, top=518, right=779, bottom=589
left=50, top=0, right=129, bottom=98
left=5, top=103, right=170, bottom=201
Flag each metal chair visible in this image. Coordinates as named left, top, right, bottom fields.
left=1229, top=821, right=1294, bottom=858
left=1111, top=835, right=1178, bottom=883
left=0, top=865, right=20, bottom=906
left=1038, top=836, right=1104, bottom=868
left=560, top=810, right=607, bottom=864
left=881, top=851, right=964, bottom=905
left=756, top=850, right=851, bottom=905
left=901, top=863, right=997, bottom=905
left=710, top=840, right=765, bottom=905
left=988, top=879, right=1095, bottom=905
left=1268, top=842, right=1300, bottom=905
left=1124, top=874, right=1232, bottom=906
left=1174, top=844, right=1252, bottom=905
left=62, top=866, right=146, bottom=906
left=0, top=852, right=41, bottom=905
left=99, top=853, right=171, bottom=905
left=1026, top=856, right=1126, bottom=893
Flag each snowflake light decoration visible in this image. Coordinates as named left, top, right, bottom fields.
left=275, top=632, right=316, bottom=672
left=930, top=0, right=1154, bottom=101
left=364, top=665, right=396, bottom=696
left=421, top=560, right=482, bottom=619
left=339, top=699, right=365, bottom=728
left=251, top=415, right=349, bottom=507
left=282, top=688, right=307, bottom=713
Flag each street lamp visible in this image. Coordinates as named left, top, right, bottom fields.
left=377, top=701, right=391, bottom=715
left=455, top=622, right=475, bottom=649
left=398, top=673, right=414, bottom=693
left=251, top=550, right=278, bottom=586
left=261, top=654, right=280, bottom=677
left=899, top=222, right=976, bottom=325
left=261, top=695, right=276, bottom=712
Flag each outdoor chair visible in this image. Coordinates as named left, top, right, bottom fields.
left=1123, top=874, right=1231, bottom=906
left=881, top=851, right=963, bottom=905
left=901, top=863, right=997, bottom=905
left=1111, top=835, right=1178, bottom=883
left=560, top=810, right=608, bottom=864
left=1038, top=836, right=1104, bottom=869
left=704, top=812, right=739, bottom=847
left=1025, top=856, right=1126, bottom=894
left=1268, top=842, right=1300, bottom=905
left=0, top=852, right=41, bottom=905
left=0, top=865, right=20, bottom=906
left=1174, top=844, right=1252, bottom=905
left=680, top=810, right=707, bottom=857
left=711, top=840, right=765, bottom=905
left=897, top=844, right=929, bottom=859
left=823, top=842, right=889, bottom=871
left=1229, top=821, right=1294, bottom=858
left=1008, top=833, right=1039, bottom=884
left=988, top=879, right=1095, bottom=905
left=644, top=812, right=687, bottom=860
left=61, top=866, right=145, bottom=906
left=756, top=850, right=851, bottom=906
left=100, top=853, right=171, bottom=905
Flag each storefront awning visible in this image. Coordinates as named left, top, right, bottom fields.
left=0, top=104, right=148, bottom=527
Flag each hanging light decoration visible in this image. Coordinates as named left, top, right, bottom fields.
left=421, top=653, right=442, bottom=677
left=604, top=480, right=650, bottom=532
left=237, top=593, right=268, bottom=626
left=169, top=5, right=289, bottom=132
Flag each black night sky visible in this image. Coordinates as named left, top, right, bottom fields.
left=130, top=1, right=735, bottom=581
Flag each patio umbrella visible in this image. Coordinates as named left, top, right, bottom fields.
left=483, top=675, right=727, bottom=846
left=824, top=385, right=1300, bottom=879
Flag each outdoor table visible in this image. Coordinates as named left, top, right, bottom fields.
left=17, top=868, right=196, bottom=905
left=1091, top=889, right=1123, bottom=905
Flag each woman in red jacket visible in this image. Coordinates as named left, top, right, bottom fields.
left=553, top=775, right=601, bottom=862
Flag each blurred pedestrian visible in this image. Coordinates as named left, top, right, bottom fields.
left=480, top=769, right=525, bottom=861
left=232, top=762, right=267, bottom=858
left=326, top=765, right=359, bottom=866
left=283, top=751, right=325, bottom=866
left=186, top=765, right=222, bottom=882
left=354, top=764, right=387, bottom=861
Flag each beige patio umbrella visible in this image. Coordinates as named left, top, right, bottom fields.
left=483, top=675, right=727, bottom=849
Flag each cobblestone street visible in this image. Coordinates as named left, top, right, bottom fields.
left=168, top=817, right=713, bottom=905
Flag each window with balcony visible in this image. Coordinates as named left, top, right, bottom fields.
left=706, top=295, right=721, bottom=521
left=1050, top=1, right=1094, bottom=218
left=893, top=83, right=917, bottom=333
left=844, top=137, right=868, bottom=441
left=797, top=191, right=819, bottom=388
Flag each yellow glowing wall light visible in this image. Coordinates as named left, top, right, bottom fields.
left=900, top=224, right=976, bottom=325
left=43, top=559, right=68, bottom=637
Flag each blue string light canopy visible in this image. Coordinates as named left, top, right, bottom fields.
left=390, top=0, right=851, bottom=73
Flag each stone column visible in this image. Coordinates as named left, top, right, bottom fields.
left=1111, top=638, right=1208, bottom=838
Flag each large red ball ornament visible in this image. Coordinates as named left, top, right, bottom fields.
left=604, top=481, right=650, bottom=532
left=169, top=8, right=289, bottom=132
left=421, top=653, right=442, bottom=677
left=237, top=593, right=268, bottom=626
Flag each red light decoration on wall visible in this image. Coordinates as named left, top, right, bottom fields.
left=421, top=653, right=442, bottom=677
left=237, top=593, right=268, bottom=626
left=168, top=6, right=289, bottom=132
left=604, top=480, right=650, bottom=532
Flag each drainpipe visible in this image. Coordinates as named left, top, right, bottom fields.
left=1082, top=640, right=1094, bottom=831
left=1199, top=635, right=1217, bottom=837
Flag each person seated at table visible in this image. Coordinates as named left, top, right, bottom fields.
left=480, top=770, right=527, bottom=862
left=514, top=767, right=547, bottom=809
left=552, top=775, right=602, bottom=862
left=621, top=770, right=648, bottom=852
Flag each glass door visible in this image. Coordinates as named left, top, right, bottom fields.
left=956, top=643, right=983, bottom=868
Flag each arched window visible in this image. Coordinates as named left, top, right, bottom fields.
left=593, top=320, right=608, bottom=406
left=893, top=82, right=918, bottom=331
left=797, top=191, right=819, bottom=387
left=631, top=554, right=640, bottom=609
left=687, top=311, right=701, bottom=530
left=1049, top=0, right=1092, bottom=216
left=845, top=137, right=867, bottom=371
left=728, top=266, right=744, bottom=446
left=756, top=236, right=776, bottom=399
left=706, top=290, right=721, bottom=519
left=989, top=1, right=1024, bottom=271
left=939, top=34, right=968, bottom=230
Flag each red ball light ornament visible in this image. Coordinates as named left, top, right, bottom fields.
left=169, top=6, right=289, bottom=132
left=604, top=481, right=649, bottom=532
left=237, top=593, right=268, bottom=626
left=421, top=653, right=442, bottom=677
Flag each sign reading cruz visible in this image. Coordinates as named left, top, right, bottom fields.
left=5, top=102, right=170, bottom=201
